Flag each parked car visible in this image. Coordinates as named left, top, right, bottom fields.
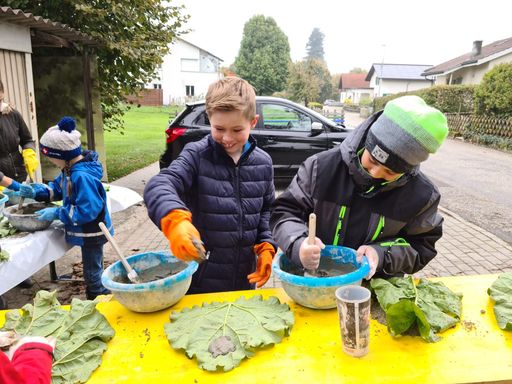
left=160, top=97, right=353, bottom=179
left=323, top=99, right=336, bottom=105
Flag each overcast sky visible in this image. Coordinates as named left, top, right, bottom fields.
left=177, top=0, right=511, bottom=74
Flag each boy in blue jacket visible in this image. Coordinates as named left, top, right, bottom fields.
left=20, top=117, right=113, bottom=300
left=145, top=77, right=276, bottom=294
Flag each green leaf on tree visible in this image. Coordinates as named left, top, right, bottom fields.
left=164, top=295, right=295, bottom=371
left=1, top=291, right=115, bottom=383
left=371, top=277, right=463, bottom=343
left=488, top=272, right=512, bottom=330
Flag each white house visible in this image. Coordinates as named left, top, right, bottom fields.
left=422, top=38, right=512, bottom=85
left=148, top=38, right=223, bottom=105
left=365, top=64, right=433, bottom=97
left=338, top=73, right=374, bottom=104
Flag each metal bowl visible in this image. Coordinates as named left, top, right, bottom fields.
left=3, top=203, right=54, bottom=232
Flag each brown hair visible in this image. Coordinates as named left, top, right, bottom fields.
left=0, top=79, right=3, bottom=94
left=205, top=77, right=256, bottom=122
left=60, top=161, right=73, bottom=197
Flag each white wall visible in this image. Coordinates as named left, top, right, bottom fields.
left=0, top=21, right=31, bottom=53
left=340, top=88, right=374, bottom=104
left=436, top=51, right=512, bottom=85
left=148, top=39, right=221, bottom=105
left=380, top=79, right=432, bottom=95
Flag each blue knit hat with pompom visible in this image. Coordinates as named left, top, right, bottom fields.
left=40, top=117, right=82, bottom=160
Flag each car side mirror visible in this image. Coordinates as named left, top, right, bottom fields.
left=312, top=122, right=323, bottom=132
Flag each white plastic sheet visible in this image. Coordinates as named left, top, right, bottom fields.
left=0, top=184, right=143, bottom=294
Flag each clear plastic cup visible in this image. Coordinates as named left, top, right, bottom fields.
left=335, top=285, right=371, bottom=357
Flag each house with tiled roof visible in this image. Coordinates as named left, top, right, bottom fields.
left=365, top=64, right=433, bottom=97
left=338, top=73, right=373, bottom=104
left=422, top=38, right=512, bottom=86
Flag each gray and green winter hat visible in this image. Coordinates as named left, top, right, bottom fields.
left=365, top=95, right=448, bottom=174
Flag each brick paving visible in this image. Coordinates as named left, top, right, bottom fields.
left=111, top=115, right=512, bottom=290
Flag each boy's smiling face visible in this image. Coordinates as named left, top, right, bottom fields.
left=210, top=109, right=258, bottom=161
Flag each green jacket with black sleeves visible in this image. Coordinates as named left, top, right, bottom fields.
left=269, top=111, right=443, bottom=278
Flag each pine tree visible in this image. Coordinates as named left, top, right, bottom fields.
left=305, top=28, right=325, bottom=60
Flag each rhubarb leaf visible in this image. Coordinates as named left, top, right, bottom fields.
left=1, top=290, right=115, bottom=383
left=164, top=295, right=295, bottom=371
left=488, top=272, right=512, bottom=330
left=371, top=277, right=462, bottom=342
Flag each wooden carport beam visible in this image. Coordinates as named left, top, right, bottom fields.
left=30, top=29, right=73, bottom=49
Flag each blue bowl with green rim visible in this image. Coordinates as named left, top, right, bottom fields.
left=272, top=245, right=370, bottom=309
left=101, top=250, right=198, bottom=313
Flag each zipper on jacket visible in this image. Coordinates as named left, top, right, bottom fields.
left=233, top=164, right=243, bottom=289
left=371, top=215, right=385, bottom=242
left=333, top=206, right=346, bottom=246
left=8, top=153, right=18, bottom=177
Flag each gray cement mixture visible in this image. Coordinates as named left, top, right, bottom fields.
left=112, top=261, right=188, bottom=284
left=285, top=256, right=357, bottom=278
left=209, top=336, right=236, bottom=358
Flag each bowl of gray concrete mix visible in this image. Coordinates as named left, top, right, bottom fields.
left=3, top=203, right=55, bottom=232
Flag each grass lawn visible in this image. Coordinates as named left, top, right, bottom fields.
left=104, top=105, right=182, bottom=181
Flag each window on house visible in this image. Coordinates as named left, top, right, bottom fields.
left=153, top=84, right=162, bottom=89
left=361, top=93, right=370, bottom=98
left=376, top=77, right=380, bottom=85
left=186, top=85, right=195, bottom=96
left=181, top=59, right=198, bottom=72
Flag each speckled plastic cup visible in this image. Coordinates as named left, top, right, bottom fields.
left=335, top=286, right=371, bottom=357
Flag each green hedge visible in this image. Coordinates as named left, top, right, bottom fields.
left=374, top=84, right=477, bottom=113
left=309, top=102, right=323, bottom=109
left=474, top=61, right=512, bottom=117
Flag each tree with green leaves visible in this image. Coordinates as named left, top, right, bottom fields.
left=235, top=15, right=291, bottom=96
left=305, top=28, right=325, bottom=60
left=474, top=61, right=512, bottom=117
left=287, top=59, right=323, bottom=106
left=8, top=0, right=189, bottom=130
left=349, top=67, right=368, bottom=74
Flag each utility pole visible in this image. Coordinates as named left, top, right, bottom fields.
left=378, top=44, right=386, bottom=97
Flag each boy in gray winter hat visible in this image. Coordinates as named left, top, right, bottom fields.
left=270, top=96, right=448, bottom=279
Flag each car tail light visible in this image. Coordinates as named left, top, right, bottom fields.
left=166, top=128, right=186, bottom=144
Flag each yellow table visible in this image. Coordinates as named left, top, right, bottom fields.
left=2, top=274, right=512, bottom=383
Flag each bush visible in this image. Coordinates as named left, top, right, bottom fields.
left=344, top=98, right=354, bottom=104
left=358, top=97, right=372, bottom=106
left=474, top=61, right=512, bottom=117
left=374, top=84, right=476, bottom=113
left=309, top=102, right=323, bottom=110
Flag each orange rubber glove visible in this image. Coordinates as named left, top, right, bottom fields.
left=161, top=209, right=205, bottom=262
left=248, top=242, right=275, bottom=288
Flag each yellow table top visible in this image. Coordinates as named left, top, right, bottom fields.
left=2, top=274, right=512, bottom=383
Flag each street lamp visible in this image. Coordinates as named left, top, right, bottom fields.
left=378, top=44, right=386, bottom=97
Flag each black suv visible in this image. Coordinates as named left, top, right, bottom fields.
left=160, top=97, right=353, bottom=178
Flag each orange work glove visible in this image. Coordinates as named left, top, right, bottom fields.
left=161, top=209, right=205, bottom=262
left=248, top=242, right=275, bottom=288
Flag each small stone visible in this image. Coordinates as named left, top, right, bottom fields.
left=480, top=310, right=486, bottom=314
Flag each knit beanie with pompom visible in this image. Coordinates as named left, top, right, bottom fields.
left=40, top=117, right=82, bottom=161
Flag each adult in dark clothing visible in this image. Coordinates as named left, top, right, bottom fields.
left=270, top=96, right=448, bottom=280
left=145, top=77, right=276, bottom=294
left=0, top=79, right=40, bottom=309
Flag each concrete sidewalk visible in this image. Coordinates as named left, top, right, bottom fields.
left=111, top=156, right=512, bottom=290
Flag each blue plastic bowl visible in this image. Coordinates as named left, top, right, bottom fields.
left=0, top=193, right=8, bottom=216
left=272, top=245, right=370, bottom=309
left=101, top=250, right=198, bottom=313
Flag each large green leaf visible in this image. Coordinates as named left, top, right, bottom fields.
left=488, top=272, right=512, bottom=330
left=371, top=277, right=462, bottom=342
left=0, top=217, right=16, bottom=239
left=164, top=295, right=295, bottom=372
left=1, top=291, right=115, bottom=383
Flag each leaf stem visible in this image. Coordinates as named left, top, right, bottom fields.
left=410, top=275, right=419, bottom=305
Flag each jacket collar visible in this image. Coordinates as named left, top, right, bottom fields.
left=207, top=134, right=257, bottom=165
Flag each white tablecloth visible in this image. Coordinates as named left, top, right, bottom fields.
left=0, top=184, right=143, bottom=294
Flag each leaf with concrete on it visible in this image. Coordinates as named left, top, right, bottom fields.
left=0, top=290, right=115, bottom=383
left=164, top=295, right=295, bottom=372
left=371, top=277, right=463, bottom=342
left=0, top=216, right=16, bottom=238
left=488, top=272, right=512, bottom=330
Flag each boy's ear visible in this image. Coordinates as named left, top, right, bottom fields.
left=250, top=115, right=259, bottom=130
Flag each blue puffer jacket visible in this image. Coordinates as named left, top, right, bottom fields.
left=145, top=134, right=276, bottom=294
left=34, top=150, right=113, bottom=246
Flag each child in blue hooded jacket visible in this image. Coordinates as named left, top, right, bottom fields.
left=20, top=117, right=113, bottom=300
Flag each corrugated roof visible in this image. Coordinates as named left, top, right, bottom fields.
left=365, top=64, right=433, bottom=81
left=0, top=7, right=101, bottom=47
left=339, top=73, right=371, bottom=89
left=423, top=38, right=512, bottom=75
